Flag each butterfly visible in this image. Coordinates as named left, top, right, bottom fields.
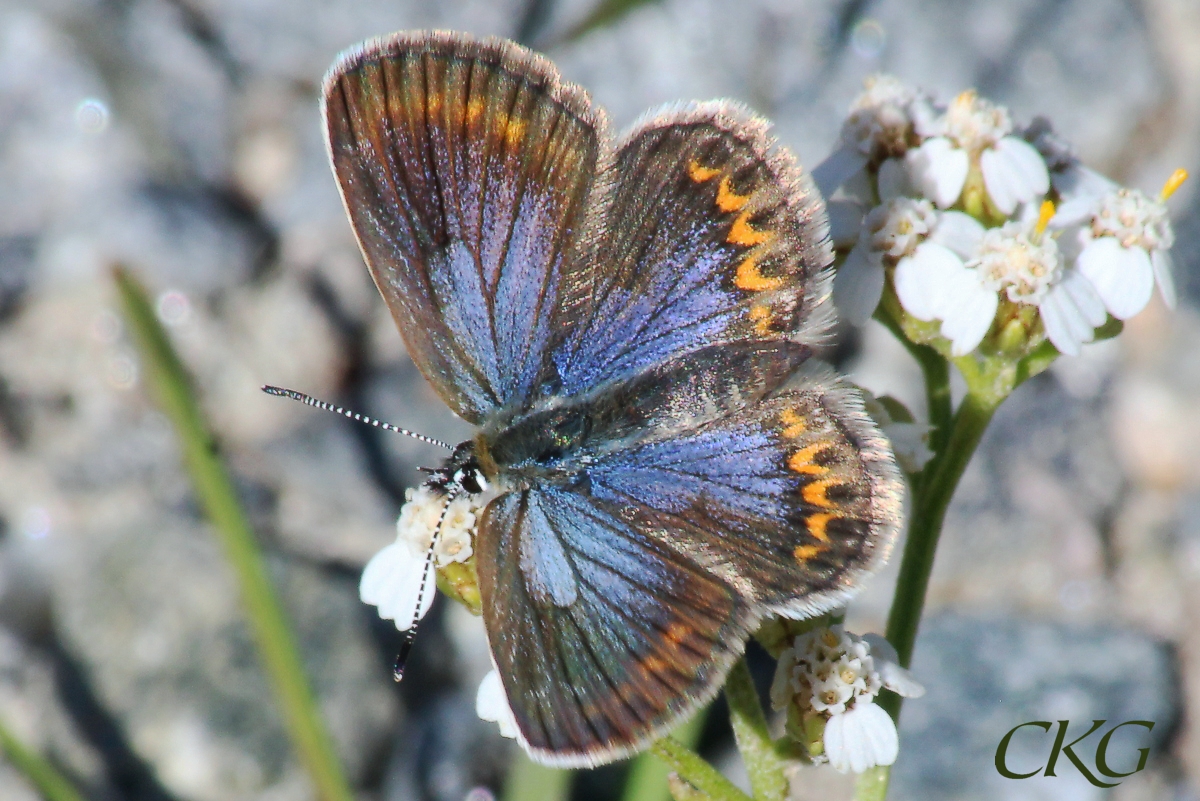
left=322, top=30, right=903, bottom=768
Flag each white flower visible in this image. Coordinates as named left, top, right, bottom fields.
left=476, top=670, right=518, bottom=739
left=812, top=75, right=933, bottom=198
left=824, top=701, right=899, bottom=774
left=771, top=626, right=923, bottom=774
left=360, top=484, right=496, bottom=630
left=906, top=91, right=1048, bottom=214
left=833, top=197, right=938, bottom=325
left=892, top=211, right=996, bottom=356
left=1073, top=187, right=1178, bottom=316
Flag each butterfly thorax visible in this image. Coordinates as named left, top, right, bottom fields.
left=469, top=401, right=596, bottom=494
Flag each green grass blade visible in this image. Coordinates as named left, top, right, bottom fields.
left=113, top=266, right=354, bottom=801
left=0, top=714, right=85, bottom=801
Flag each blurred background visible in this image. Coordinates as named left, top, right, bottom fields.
left=2, top=0, right=1200, bottom=799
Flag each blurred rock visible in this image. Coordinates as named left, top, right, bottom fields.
left=890, top=614, right=1180, bottom=801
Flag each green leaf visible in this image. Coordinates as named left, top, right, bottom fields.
left=113, top=267, right=354, bottom=801
left=0, top=714, right=85, bottom=801
left=561, top=0, right=662, bottom=42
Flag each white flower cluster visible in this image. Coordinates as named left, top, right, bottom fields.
left=819, top=75, right=1184, bottom=357
left=770, top=626, right=923, bottom=774
left=359, top=484, right=495, bottom=631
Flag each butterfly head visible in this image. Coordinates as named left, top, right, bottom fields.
left=429, top=440, right=491, bottom=496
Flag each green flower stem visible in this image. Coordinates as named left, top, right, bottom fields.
left=0, top=714, right=85, bottom=801
left=113, top=267, right=354, bottom=801
left=621, top=708, right=707, bottom=801
left=882, top=390, right=998, bottom=691
left=650, top=738, right=751, bottom=801
left=724, top=659, right=788, bottom=801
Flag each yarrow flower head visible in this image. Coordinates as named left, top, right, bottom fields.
left=820, top=75, right=1185, bottom=362
left=360, top=483, right=497, bottom=630
left=812, top=74, right=936, bottom=200
left=771, top=625, right=923, bottom=773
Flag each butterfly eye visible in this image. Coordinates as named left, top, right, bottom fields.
left=455, top=466, right=488, bottom=494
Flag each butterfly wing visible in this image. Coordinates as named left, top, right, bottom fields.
left=549, top=102, right=832, bottom=396
left=476, top=487, right=754, bottom=767
left=323, top=33, right=603, bottom=421
left=477, top=345, right=903, bottom=766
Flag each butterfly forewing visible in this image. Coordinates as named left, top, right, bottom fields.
left=550, top=103, right=833, bottom=396
left=323, top=33, right=603, bottom=421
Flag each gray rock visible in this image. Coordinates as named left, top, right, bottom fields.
left=891, top=614, right=1179, bottom=801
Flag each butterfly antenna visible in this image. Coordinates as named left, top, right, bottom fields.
left=262, top=385, right=451, bottom=450
left=393, top=487, right=459, bottom=682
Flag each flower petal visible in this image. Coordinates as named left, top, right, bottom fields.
left=1076, top=237, right=1154, bottom=319
left=930, top=211, right=985, bottom=258
left=906, top=138, right=968, bottom=208
left=834, top=245, right=885, bottom=325
left=1040, top=282, right=1092, bottom=356
left=998, top=137, right=1046, bottom=200
left=1152, top=249, right=1177, bottom=309
left=476, top=670, right=518, bottom=738
left=894, top=241, right=971, bottom=321
left=359, top=542, right=436, bottom=630
left=825, top=702, right=900, bottom=773
left=827, top=200, right=865, bottom=249
left=876, top=157, right=911, bottom=202
left=813, top=147, right=869, bottom=199
left=1052, top=163, right=1118, bottom=203
left=939, top=276, right=998, bottom=356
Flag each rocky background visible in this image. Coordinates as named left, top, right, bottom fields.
left=1, top=0, right=1199, bottom=799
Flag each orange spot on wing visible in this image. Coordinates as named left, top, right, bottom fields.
left=793, top=544, right=827, bottom=562
left=466, top=97, right=484, bottom=124
left=728, top=211, right=772, bottom=247
left=788, top=442, right=833, bottom=475
left=735, top=252, right=785, bottom=292
left=642, top=655, right=668, bottom=674
left=780, top=409, right=807, bottom=438
left=664, top=622, right=691, bottom=645
left=802, top=478, right=842, bottom=509
left=688, top=160, right=721, bottom=182
left=505, top=118, right=526, bottom=147
left=716, top=176, right=750, bottom=212
left=806, top=512, right=836, bottom=543
left=749, top=304, right=773, bottom=335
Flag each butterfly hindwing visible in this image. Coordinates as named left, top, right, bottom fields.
left=584, top=369, right=904, bottom=616
left=476, top=487, right=753, bottom=767
left=323, top=33, right=603, bottom=421
left=550, top=102, right=833, bottom=395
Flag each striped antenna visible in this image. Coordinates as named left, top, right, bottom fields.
left=393, top=486, right=458, bottom=682
left=262, top=385, right=451, bottom=450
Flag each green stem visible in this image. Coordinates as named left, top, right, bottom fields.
left=0, top=715, right=85, bottom=801
left=650, top=738, right=751, bottom=801
left=882, top=391, right=998, bottom=686
left=114, top=268, right=354, bottom=801
left=621, top=709, right=707, bottom=801
left=724, top=659, right=788, bottom=801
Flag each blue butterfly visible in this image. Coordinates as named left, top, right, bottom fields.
left=322, top=30, right=903, bottom=768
